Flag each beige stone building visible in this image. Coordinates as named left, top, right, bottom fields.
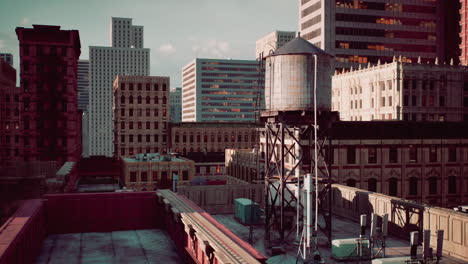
left=332, top=60, right=468, bottom=122
left=255, top=30, right=296, bottom=59
left=225, top=149, right=264, bottom=183
left=122, top=153, right=195, bottom=191
left=169, top=122, right=259, bottom=155
left=113, top=75, right=170, bottom=157
left=229, top=122, right=468, bottom=208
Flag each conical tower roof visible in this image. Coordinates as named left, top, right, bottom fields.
left=270, top=36, right=332, bottom=57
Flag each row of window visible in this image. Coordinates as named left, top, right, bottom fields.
left=346, top=175, right=457, bottom=197
left=343, top=145, right=458, bottom=164
left=119, top=95, right=167, bottom=104
left=119, top=121, right=167, bottom=130
left=174, top=133, right=255, bottom=143
left=119, top=108, right=167, bottom=117
left=120, top=134, right=166, bottom=144
left=119, top=82, right=167, bottom=91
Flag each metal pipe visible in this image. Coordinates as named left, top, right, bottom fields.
left=313, top=54, right=319, bottom=244
left=295, top=128, right=301, bottom=239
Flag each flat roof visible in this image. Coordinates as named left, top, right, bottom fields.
left=123, top=153, right=187, bottom=163
left=35, top=229, right=183, bottom=263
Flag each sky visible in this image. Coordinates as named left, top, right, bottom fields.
left=0, top=0, right=298, bottom=87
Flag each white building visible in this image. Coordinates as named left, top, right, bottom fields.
left=88, top=17, right=150, bottom=157
left=181, top=58, right=263, bottom=123
left=170, top=87, right=182, bottom=123
left=332, top=59, right=468, bottom=122
left=77, top=60, right=89, bottom=111
left=255, top=30, right=296, bottom=59
left=298, top=0, right=451, bottom=69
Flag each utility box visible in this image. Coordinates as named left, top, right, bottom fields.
left=234, top=198, right=260, bottom=225
left=331, top=238, right=370, bottom=261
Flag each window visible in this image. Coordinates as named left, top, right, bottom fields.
left=388, top=96, right=392, bottom=107
left=368, top=178, right=377, bottom=192
left=346, top=179, right=356, bottom=187
left=138, top=122, right=142, bottom=129
left=138, top=83, right=142, bottom=91
left=163, top=84, right=167, bottom=91
left=409, top=145, right=417, bottom=163
left=448, top=146, right=456, bottom=162
left=146, top=122, right=150, bottom=129
left=121, top=109, right=125, bottom=117
left=138, top=109, right=142, bottom=117
left=389, top=178, right=398, bottom=196
left=154, top=135, right=159, bottom=142
left=347, top=147, right=356, bottom=164
left=138, top=96, right=142, bottom=104
left=439, top=96, right=445, bottom=107
left=146, top=96, right=150, bottom=104
left=403, top=95, right=408, bottom=106
left=412, top=96, right=417, bottom=106
left=154, top=83, right=159, bottom=91
left=428, top=177, right=437, bottom=195
left=129, top=122, right=134, bottom=129
left=146, top=109, right=150, bottom=117
left=129, top=109, right=134, bottom=116
left=146, top=83, right=150, bottom=91
left=121, top=122, right=125, bottom=129
left=448, top=176, right=457, bottom=194
left=183, top=171, right=188, bottom=181
left=129, top=135, right=134, bottom=142
left=130, top=172, right=137, bottom=182
left=368, top=147, right=377, bottom=163
left=175, top=134, right=179, bottom=143
left=409, top=177, right=418, bottom=195
left=389, top=147, right=398, bottom=163
left=120, top=95, right=125, bottom=104
left=183, top=135, right=186, bottom=143
left=138, top=134, right=142, bottom=143
left=163, top=96, right=167, bottom=104
left=381, top=97, right=385, bottom=107
left=429, top=146, right=437, bottom=163
left=129, top=96, right=134, bottom=104
left=121, top=135, right=125, bottom=143
left=121, top=148, right=125, bottom=155
left=141, top=172, right=148, bottom=182
left=152, top=172, right=158, bottom=181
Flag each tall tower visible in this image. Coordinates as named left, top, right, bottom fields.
left=16, top=25, right=81, bottom=166
left=89, top=17, right=150, bottom=157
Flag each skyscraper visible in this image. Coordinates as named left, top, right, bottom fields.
left=0, top=58, right=18, bottom=167
left=181, top=58, right=263, bottom=123
left=89, top=17, right=150, bottom=157
left=16, top=25, right=81, bottom=166
left=170, top=87, right=182, bottom=123
left=299, top=0, right=458, bottom=69
left=77, top=60, right=89, bottom=111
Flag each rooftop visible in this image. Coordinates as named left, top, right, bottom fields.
left=122, top=153, right=188, bottom=163
left=271, top=36, right=331, bottom=57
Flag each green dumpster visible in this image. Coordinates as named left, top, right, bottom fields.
left=234, top=198, right=260, bottom=225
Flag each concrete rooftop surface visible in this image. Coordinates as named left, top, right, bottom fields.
left=34, top=229, right=183, bottom=264
left=213, top=214, right=467, bottom=264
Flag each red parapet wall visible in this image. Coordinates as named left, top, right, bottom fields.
left=44, top=191, right=159, bottom=234
left=0, top=199, right=46, bottom=264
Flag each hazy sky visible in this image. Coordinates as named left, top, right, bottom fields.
left=0, top=0, right=298, bottom=87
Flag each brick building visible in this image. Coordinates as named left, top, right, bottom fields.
left=169, top=122, right=259, bottom=155
left=462, top=0, right=468, bottom=65
left=113, top=75, right=170, bottom=157
left=227, top=121, right=468, bottom=208
left=0, top=59, right=19, bottom=167
left=15, top=25, right=81, bottom=166
left=122, top=153, right=195, bottom=191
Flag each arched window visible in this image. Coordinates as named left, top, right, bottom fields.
left=129, top=96, right=134, bottom=104
left=120, top=95, right=125, bottom=104
left=448, top=176, right=457, bottom=194
left=409, top=177, right=418, bottom=195
left=428, top=177, right=438, bottom=195
left=346, top=179, right=356, bottom=187
left=367, top=178, right=377, bottom=192
left=138, top=96, right=142, bottom=104
left=146, top=96, right=150, bottom=104
left=189, top=147, right=194, bottom=153
left=389, top=178, right=398, bottom=196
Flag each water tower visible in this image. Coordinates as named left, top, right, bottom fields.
left=260, top=35, right=337, bottom=259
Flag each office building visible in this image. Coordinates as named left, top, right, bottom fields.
left=170, top=87, right=181, bottom=123
left=113, top=75, right=170, bottom=157
left=0, top=53, right=13, bottom=66
left=299, top=0, right=459, bottom=69
left=181, top=58, right=263, bottom=123
left=89, top=17, right=150, bottom=157
left=0, top=59, right=19, bottom=167
left=331, top=59, right=468, bottom=122
left=16, top=25, right=81, bottom=166
left=255, top=30, right=296, bottom=59
left=77, top=60, right=89, bottom=111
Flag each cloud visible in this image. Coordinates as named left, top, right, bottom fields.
left=189, top=37, right=231, bottom=58
left=19, top=18, right=29, bottom=26
left=158, top=43, right=176, bottom=55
